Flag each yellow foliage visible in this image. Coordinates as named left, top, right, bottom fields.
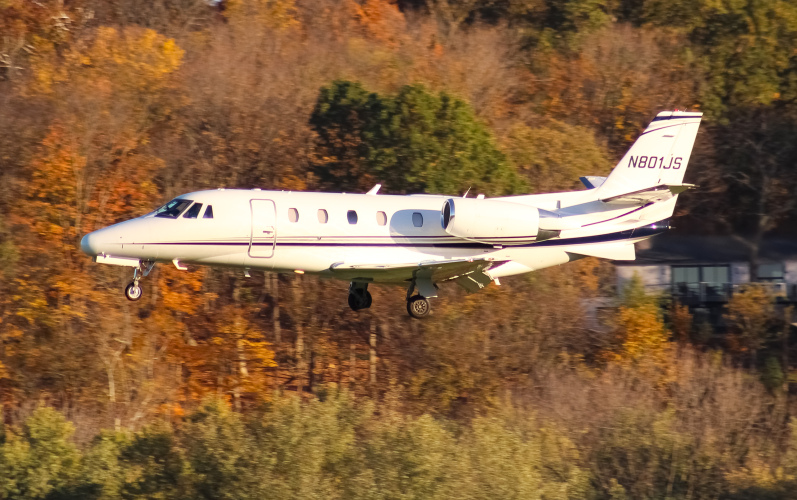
left=725, top=284, right=775, bottom=356
left=225, top=0, right=300, bottom=30
left=30, top=26, right=184, bottom=97
left=616, top=303, right=670, bottom=362
left=724, top=456, right=793, bottom=494
left=603, top=298, right=673, bottom=383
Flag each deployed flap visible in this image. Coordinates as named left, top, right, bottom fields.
left=566, top=243, right=636, bottom=260
left=454, top=271, right=494, bottom=293
left=601, top=184, right=695, bottom=205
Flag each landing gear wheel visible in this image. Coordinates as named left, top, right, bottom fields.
left=407, top=295, right=431, bottom=319
left=125, top=282, right=143, bottom=301
left=348, top=290, right=373, bottom=311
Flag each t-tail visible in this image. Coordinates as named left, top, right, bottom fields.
left=595, top=110, right=702, bottom=204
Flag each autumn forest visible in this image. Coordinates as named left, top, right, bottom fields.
left=2, top=0, right=797, bottom=498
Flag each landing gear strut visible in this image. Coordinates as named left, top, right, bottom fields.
left=125, top=261, right=155, bottom=302
left=348, top=282, right=372, bottom=311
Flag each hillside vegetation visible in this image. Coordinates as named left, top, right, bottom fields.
left=2, top=1, right=797, bottom=498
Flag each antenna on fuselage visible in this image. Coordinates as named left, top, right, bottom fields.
left=463, top=187, right=471, bottom=198
left=366, top=184, right=381, bottom=195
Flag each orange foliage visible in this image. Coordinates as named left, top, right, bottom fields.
left=352, top=0, right=407, bottom=48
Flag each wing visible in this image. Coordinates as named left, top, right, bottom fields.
left=328, top=257, right=503, bottom=293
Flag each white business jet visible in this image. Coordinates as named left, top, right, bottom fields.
left=80, top=111, right=701, bottom=318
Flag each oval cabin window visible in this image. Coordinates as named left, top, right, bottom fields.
left=412, top=212, right=423, bottom=227
left=288, top=208, right=299, bottom=223
left=376, top=211, right=387, bottom=226
left=317, top=209, right=328, bottom=224
left=347, top=210, right=358, bottom=224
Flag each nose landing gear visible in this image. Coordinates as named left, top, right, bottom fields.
left=125, top=281, right=143, bottom=301
left=125, top=261, right=155, bottom=302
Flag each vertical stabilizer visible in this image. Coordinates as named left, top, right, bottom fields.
left=597, top=111, right=702, bottom=200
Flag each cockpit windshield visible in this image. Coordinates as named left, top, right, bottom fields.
left=154, top=199, right=193, bottom=219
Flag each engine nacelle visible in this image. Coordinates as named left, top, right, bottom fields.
left=441, top=198, right=540, bottom=243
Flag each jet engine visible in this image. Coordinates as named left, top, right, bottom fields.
left=441, top=198, right=541, bottom=243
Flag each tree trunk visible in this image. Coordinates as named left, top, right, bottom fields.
left=106, top=361, right=120, bottom=432
left=272, top=274, right=281, bottom=343
left=349, top=340, right=356, bottom=387
left=784, top=306, right=792, bottom=395
left=370, top=320, right=377, bottom=387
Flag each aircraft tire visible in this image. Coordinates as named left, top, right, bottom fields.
left=407, top=295, right=430, bottom=319
left=348, top=291, right=373, bottom=311
left=125, top=282, right=143, bottom=301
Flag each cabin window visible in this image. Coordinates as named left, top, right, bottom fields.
left=317, top=209, right=328, bottom=224
left=155, top=199, right=192, bottom=219
left=203, top=205, right=214, bottom=219
left=412, top=212, right=423, bottom=227
left=288, top=208, right=299, bottom=223
left=347, top=210, right=358, bottom=224
left=376, top=211, right=387, bottom=226
left=183, top=203, right=203, bottom=219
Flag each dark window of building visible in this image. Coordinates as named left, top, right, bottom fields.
left=758, top=263, right=785, bottom=282
left=672, top=265, right=730, bottom=285
left=347, top=210, right=358, bottom=224
left=672, top=265, right=730, bottom=300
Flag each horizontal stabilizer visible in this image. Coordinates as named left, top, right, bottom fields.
left=566, top=243, right=636, bottom=260
left=580, top=176, right=607, bottom=189
left=601, top=184, right=695, bottom=205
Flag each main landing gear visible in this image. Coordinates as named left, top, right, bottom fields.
left=406, top=295, right=431, bottom=319
left=405, top=280, right=433, bottom=319
left=348, top=282, right=372, bottom=311
left=347, top=281, right=433, bottom=318
left=125, top=261, right=155, bottom=302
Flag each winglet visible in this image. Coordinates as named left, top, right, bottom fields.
left=366, top=184, right=381, bottom=195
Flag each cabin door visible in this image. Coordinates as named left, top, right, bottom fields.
left=249, top=199, right=276, bottom=258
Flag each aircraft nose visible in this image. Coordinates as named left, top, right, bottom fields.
left=80, top=231, right=103, bottom=256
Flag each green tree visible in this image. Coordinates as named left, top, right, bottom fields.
left=640, top=0, right=797, bottom=118
left=311, top=80, right=526, bottom=195
left=0, top=407, right=81, bottom=499
left=182, top=398, right=258, bottom=500
left=117, top=425, right=186, bottom=500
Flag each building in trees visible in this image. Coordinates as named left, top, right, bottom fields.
left=615, top=235, right=797, bottom=326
